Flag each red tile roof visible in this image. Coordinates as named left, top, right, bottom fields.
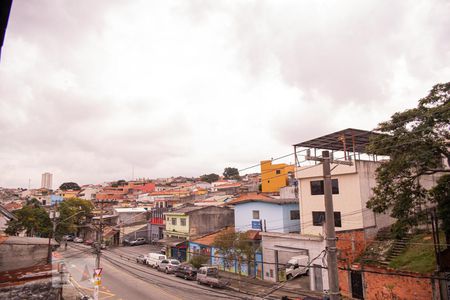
left=226, top=192, right=297, bottom=205
left=192, top=228, right=261, bottom=247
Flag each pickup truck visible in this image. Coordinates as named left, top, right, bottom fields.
left=196, top=266, right=229, bottom=288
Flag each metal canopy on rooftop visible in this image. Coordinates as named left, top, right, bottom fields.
left=293, top=128, right=380, bottom=153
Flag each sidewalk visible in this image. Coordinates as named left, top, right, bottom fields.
left=219, top=271, right=323, bottom=300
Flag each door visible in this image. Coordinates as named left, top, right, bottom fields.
left=351, top=270, right=364, bottom=299
left=313, top=264, right=323, bottom=291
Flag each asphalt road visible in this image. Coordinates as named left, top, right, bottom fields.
left=60, top=243, right=251, bottom=300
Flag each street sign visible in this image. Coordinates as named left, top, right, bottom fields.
left=252, top=220, right=261, bottom=230
left=94, top=268, right=103, bottom=276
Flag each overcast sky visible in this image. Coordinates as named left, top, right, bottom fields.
left=0, top=0, right=449, bottom=189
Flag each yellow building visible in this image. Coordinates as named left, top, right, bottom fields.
left=61, top=190, right=79, bottom=199
left=260, top=160, right=295, bottom=193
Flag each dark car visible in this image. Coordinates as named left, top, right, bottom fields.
left=128, top=238, right=146, bottom=246
left=174, top=263, right=198, bottom=280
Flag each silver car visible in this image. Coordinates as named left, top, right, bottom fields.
left=157, top=259, right=180, bottom=274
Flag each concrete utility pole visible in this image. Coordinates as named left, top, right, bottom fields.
left=322, top=151, right=340, bottom=300
left=47, top=206, right=57, bottom=264
left=94, top=200, right=104, bottom=300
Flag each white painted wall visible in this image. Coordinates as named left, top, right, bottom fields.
left=260, top=232, right=327, bottom=292
left=234, top=201, right=300, bottom=233
left=296, top=160, right=390, bottom=236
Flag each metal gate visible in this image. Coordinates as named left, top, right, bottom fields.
left=351, top=270, right=364, bottom=299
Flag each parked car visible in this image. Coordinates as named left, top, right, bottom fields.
left=197, top=266, right=229, bottom=288
left=73, top=237, right=84, bottom=243
left=91, top=242, right=107, bottom=250
left=84, top=239, right=94, bottom=246
left=128, top=238, right=146, bottom=246
left=136, top=254, right=147, bottom=264
left=157, top=259, right=180, bottom=274
left=63, top=234, right=75, bottom=241
left=174, top=263, right=198, bottom=280
left=146, top=253, right=167, bottom=268
left=285, top=255, right=309, bottom=280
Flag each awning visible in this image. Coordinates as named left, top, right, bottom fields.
left=158, top=237, right=186, bottom=247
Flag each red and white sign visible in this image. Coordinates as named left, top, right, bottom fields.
left=94, top=268, right=103, bottom=276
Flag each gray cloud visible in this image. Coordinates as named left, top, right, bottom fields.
left=1, top=0, right=449, bottom=187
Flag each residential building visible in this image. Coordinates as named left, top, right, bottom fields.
left=189, top=228, right=263, bottom=278
left=40, top=172, right=52, bottom=190
left=194, top=195, right=233, bottom=207
left=114, top=207, right=148, bottom=225
left=0, top=205, right=17, bottom=234
left=260, top=232, right=326, bottom=290
left=50, top=195, right=63, bottom=205
left=78, top=185, right=101, bottom=201
left=227, top=193, right=300, bottom=233
left=260, top=160, right=294, bottom=193
left=162, top=205, right=234, bottom=261
left=59, top=189, right=79, bottom=200
left=148, top=207, right=169, bottom=243
left=210, top=182, right=241, bottom=194
left=293, top=129, right=394, bottom=237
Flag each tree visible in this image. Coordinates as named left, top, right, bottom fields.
left=213, top=229, right=237, bottom=271
left=189, top=254, right=210, bottom=269
left=200, top=173, right=220, bottom=183
left=111, top=179, right=127, bottom=187
left=223, top=167, right=240, bottom=180
left=366, top=82, right=450, bottom=237
left=59, top=182, right=81, bottom=191
left=56, top=198, right=93, bottom=238
left=5, top=204, right=52, bottom=237
left=213, top=229, right=258, bottom=276
left=431, top=175, right=450, bottom=244
left=26, top=198, right=41, bottom=207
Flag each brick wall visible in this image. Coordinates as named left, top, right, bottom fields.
left=339, top=264, right=439, bottom=300
left=336, top=229, right=369, bottom=263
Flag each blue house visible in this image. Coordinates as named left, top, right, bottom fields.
left=189, top=227, right=264, bottom=279
left=228, top=193, right=300, bottom=233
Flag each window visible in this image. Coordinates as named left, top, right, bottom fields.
left=290, top=210, right=300, bottom=220
left=276, top=169, right=281, bottom=174
left=310, top=179, right=339, bottom=195
left=180, top=218, right=186, bottom=226
left=171, top=218, right=177, bottom=225
left=252, top=210, right=260, bottom=219
left=312, top=211, right=342, bottom=227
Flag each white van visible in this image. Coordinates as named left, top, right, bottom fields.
left=285, top=255, right=309, bottom=280
left=146, top=253, right=167, bottom=268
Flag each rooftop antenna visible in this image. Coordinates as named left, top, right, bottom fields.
left=132, top=166, right=134, bottom=181
left=28, top=178, right=31, bottom=189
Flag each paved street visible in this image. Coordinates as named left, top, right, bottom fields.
left=60, top=243, right=252, bottom=300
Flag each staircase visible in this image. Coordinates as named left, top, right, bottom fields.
left=380, top=236, right=411, bottom=265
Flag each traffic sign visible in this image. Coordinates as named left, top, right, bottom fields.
left=94, top=268, right=103, bottom=276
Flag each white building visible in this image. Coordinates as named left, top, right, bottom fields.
left=41, top=172, right=53, bottom=190
left=78, top=186, right=101, bottom=201
left=293, top=128, right=394, bottom=238
left=296, top=160, right=393, bottom=237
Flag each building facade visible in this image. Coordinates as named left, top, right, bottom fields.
left=260, top=160, right=294, bottom=193
left=229, top=193, right=300, bottom=233
left=41, top=173, right=52, bottom=190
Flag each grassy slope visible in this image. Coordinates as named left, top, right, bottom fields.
left=388, top=232, right=445, bottom=273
